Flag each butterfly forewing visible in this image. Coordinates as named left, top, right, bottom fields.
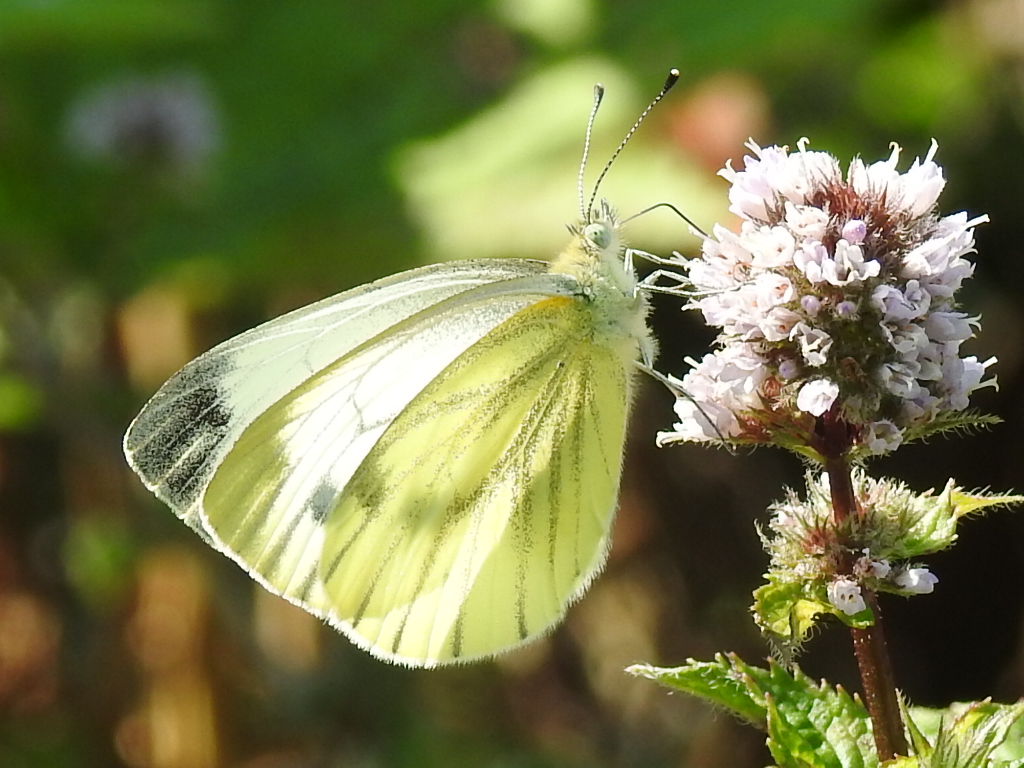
left=124, top=260, right=555, bottom=530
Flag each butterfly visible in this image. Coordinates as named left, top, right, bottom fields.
left=123, top=70, right=679, bottom=667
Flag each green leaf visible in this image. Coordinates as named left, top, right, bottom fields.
left=764, top=672, right=876, bottom=768
left=753, top=575, right=873, bottom=657
left=893, top=483, right=1024, bottom=560
left=753, top=578, right=829, bottom=644
left=904, top=700, right=1024, bottom=768
left=627, top=654, right=770, bottom=726
left=900, top=696, right=934, bottom=762
left=629, top=654, right=876, bottom=768
left=893, top=480, right=960, bottom=557
left=950, top=490, right=1024, bottom=521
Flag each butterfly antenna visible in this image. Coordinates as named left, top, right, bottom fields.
left=578, top=84, right=605, bottom=222
left=623, top=201, right=708, bottom=237
left=586, top=68, right=680, bottom=220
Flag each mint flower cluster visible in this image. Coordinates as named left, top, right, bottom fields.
left=764, top=471, right=947, bottom=625
left=658, top=139, right=993, bottom=456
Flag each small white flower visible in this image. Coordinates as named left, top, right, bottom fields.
left=900, top=212, right=983, bottom=294
left=912, top=342, right=943, bottom=381
left=793, top=241, right=829, bottom=283
left=878, top=363, right=923, bottom=400
left=722, top=140, right=842, bottom=220
left=823, top=240, right=880, bottom=285
left=939, top=355, right=996, bottom=410
left=854, top=553, right=892, bottom=579
left=894, top=567, right=938, bottom=594
left=872, top=282, right=930, bottom=321
left=791, top=141, right=842, bottom=198
left=901, top=391, right=940, bottom=422
left=884, top=323, right=929, bottom=357
left=790, top=322, right=832, bottom=367
left=754, top=271, right=795, bottom=306
left=923, top=311, right=974, bottom=344
left=849, top=143, right=902, bottom=195
left=761, top=307, right=803, bottom=341
left=869, top=559, right=891, bottom=579
left=785, top=202, right=830, bottom=240
left=656, top=346, right=769, bottom=444
left=747, top=226, right=797, bottom=269
left=721, top=143, right=790, bottom=221
left=660, top=395, right=737, bottom=443
left=828, top=578, right=866, bottom=615
left=901, top=140, right=946, bottom=217
left=797, top=379, right=839, bottom=416
left=864, top=420, right=903, bottom=455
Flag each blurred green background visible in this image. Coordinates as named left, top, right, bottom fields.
left=2, top=0, right=1023, bottom=766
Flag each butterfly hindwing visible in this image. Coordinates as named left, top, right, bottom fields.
left=202, top=291, right=634, bottom=666
left=322, top=295, right=632, bottom=664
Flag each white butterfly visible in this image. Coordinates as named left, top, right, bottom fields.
left=124, top=72, right=679, bottom=667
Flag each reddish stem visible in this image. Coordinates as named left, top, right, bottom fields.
left=819, top=408, right=907, bottom=760
left=850, top=594, right=906, bottom=760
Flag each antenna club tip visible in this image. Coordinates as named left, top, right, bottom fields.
left=664, top=69, right=681, bottom=91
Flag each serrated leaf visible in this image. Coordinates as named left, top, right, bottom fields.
left=900, top=697, right=934, bottom=761
left=895, top=481, right=959, bottom=557
left=898, top=411, right=1000, bottom=450
left=630, top=653, right=875, bottom=768
left=766, top=694, right=828, bottom=768
left=950, top=490, right=1024, bottom=520
left=905, top=700, right=1024, bottom=768
left=764, top=668, right=876, bottom=768
left=627, top=654, right=770, bottom=725
left=896, top=484, right=1024, bottom=559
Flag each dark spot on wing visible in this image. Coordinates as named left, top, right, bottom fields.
left=178, top=383, right=233, bottom=430
left=305, top=479, right=338, bottom=525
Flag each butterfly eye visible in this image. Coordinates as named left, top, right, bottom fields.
left=584, top=222, right=612, bottom=250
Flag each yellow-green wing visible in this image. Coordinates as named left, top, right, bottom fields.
left=203, top=294, right=634, bottom=666
left=124, top=260, right=553, bottom=533
left=324, top=295, right=631, bottom=665
left=187, top=270, right=577, bottom=618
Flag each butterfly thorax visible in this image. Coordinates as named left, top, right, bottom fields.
left=549, top=200, right=654, bottom=364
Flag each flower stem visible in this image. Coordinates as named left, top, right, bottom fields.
left=851, top=593, right=906, bottom=760
left=820, top=411, right=907, bottom=759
